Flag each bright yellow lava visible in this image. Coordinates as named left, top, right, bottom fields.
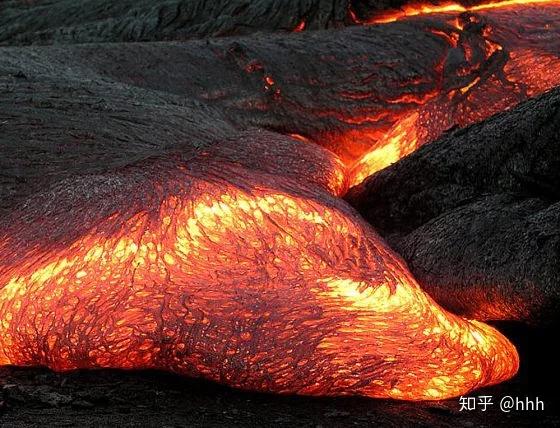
left=372, top=0, right=560, bottom=24
left=349, top=112, right=418, bottom=187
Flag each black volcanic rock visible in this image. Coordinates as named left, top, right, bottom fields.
left=0, top=0, right=390, bottom=44
left=0, top=0, right=496, bottom=45
left=0, top=21, right=458, bottom=206
left=346, top=88, right=560, bottom=325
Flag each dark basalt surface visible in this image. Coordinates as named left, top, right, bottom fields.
left=0, top=21, right=459, bottom=207
left=0, top=0, right=489, bottom=45
left=0, top=0, right=559, bottom=426
left=346, top=88, right=560, bottom=325
left=2, top=9, right=556, bottom=205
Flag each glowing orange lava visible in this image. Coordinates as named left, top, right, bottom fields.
left=349, top=112, right=419, bottom=187
left=4, top=0, right=559, bottom=402
left=0, top=135, right=518, bottom=401
left=372, top=0, right=560, bottom=24
left=346, top=0, right=560, bottom=186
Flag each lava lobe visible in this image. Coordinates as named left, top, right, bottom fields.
left=5, top=0, right=560, bottom=402
left=0, top=132, right=517, bottom=400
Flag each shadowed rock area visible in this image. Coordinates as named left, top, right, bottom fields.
left=0, top=0, right=490, bottom=45
left=347, top=88, right=560, bottom=325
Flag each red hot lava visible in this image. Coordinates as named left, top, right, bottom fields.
left=3, top=0, right=560, bottom=401
left=0, top=131, right=517, bottom=401
left=346, top=0, right=560, bottom=186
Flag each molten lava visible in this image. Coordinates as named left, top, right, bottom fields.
left=4, top=0, right=560, bottom=402
left=349, top=112, right=419, bottom=187
left=0, top=133, right=517, bottom=401
left=346, top=0, right=560, bottom=186
left=371, top=0, right=560, bottom=24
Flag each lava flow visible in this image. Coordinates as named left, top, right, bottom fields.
left=370, top=0, right=558, bottom=24
left=0, top=132, right=518, bottom=401
left=346, top=0, right=560, bottom=186
left=4, top=0, right=559, bottom=403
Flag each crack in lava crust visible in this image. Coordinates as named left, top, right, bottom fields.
left=345, top=1, right=560, bottom=186
left=0, top=134, right=517, bottom=401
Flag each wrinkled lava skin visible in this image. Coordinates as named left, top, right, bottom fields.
left=348, top=0, right=560, bottom=185
left=0, top=134, right=517, bottom=401
left=5, top=0, right=560, bottom=401
left=37, top=0, right=559, bottom=187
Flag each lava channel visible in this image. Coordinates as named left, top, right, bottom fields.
left=345, top=0, right=560, bottom=187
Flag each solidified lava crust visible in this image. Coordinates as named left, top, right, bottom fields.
left=0, top=0, right=559, bottom=402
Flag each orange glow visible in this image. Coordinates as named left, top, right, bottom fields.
left=293, top=20, right=306, bottom=32
left=505, top=49, right=560, bottom=97
left=459, top=76, right=481, bottom=94
left=349, top=112, right=419, bottom=186
left=371, top=0, right=560, bottom=24
left=0, top=147, right=518, bottom=400
left=343, top=1, right=560, bottom=187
